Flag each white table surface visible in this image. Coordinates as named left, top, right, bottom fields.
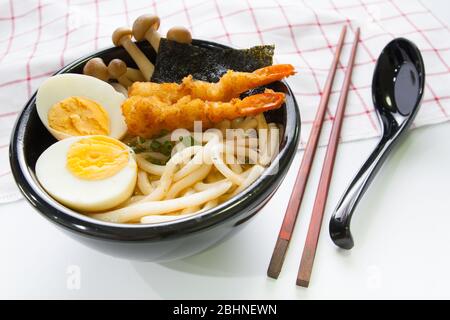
left=1, top=1, right=449, bottom=300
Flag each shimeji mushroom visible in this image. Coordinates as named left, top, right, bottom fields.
left=112, top=27, right=154, bottom=80
left=83, top=57, right=143, bottom=83
left=126, top=67, right=145, bottom=82
left=132, top=14, right=161, bottom=52
left=166, top=26, right=192, bottom=44
left=83, top=57, right=110, bottom=81
left=108, top=59, right=133, bottom=88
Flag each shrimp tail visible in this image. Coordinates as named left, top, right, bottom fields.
left=206, top=92, right=286, bottom=123
left=253, top=64, right=296, bottom=83
left=236, top=92, right=286, bottom=115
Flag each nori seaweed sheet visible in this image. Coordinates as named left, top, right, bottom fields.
left=151, top=39, right=274, bottom=83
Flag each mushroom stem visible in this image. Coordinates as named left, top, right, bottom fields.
left=145, top=31, right=161, bottom=52
left=126, top=68, right=145, bottom=82
left=121, top=40, right=154, bottom=80
left=117, top=74, right=133, bottom=87
left=113, top=27, right=154, bottom=80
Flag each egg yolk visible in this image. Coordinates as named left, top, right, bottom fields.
left=67, top=136, right=129, bottom=180
left=48, top=96, right=110, bottom=136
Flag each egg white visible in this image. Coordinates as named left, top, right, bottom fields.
left=36, top=73, right=128, bottom=140
left=35, top=136, right=137, bottom=212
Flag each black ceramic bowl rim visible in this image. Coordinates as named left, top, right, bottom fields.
left=9, top=39, right=300, bottom=242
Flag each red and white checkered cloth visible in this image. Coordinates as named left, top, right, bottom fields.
left=0, top=0, right=449, bottom=203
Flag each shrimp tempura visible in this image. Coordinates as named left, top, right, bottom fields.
left=122, top=90, right=285, bottom=138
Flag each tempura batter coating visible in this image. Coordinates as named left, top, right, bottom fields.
left=122, top=90, right=285, bottom=138
left=123, top=64, right=295, bottom=137
left=127, top=64, right=295, bottom=102
left=182, top=64, right=295, bottom=101
left=128, top=82, right=186, bottom=103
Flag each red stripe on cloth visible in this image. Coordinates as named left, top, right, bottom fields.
left=152, top=0, right=158, bottom=15
left=275, top=0, right=333, bottom=123
left=162, top=0, right=210, bottom=20
left=0, top=70, right=54, bottom=89
left=326, top=0, right=387, bottom=10
left=333, top=2, right=380, bottom=133
left=302, top=109, right=377, bottom=125
left=0, top=111, right=18, bottom=119
left=60, top=0, right=71, bottom=67
left=210, top=19, right=347, bottom=40
left=101, top=0, right=166, bottom=17
left=418, top=0, right=449, bottom=31
left=191, top=4, right=292, bottom=30
left=357, top=0, right=449, bottom=120
left=213, top=0, right=232, bottom=45
left=0, top=3, right=51, bottom=20
left=123, top=0, right=130, bottom=26
left=320, top=0, right=379, bottom=131
left=0, top=14, right=67, bottom=44
left=424, top=47, right=450, bottom=52
left=0, top=171, right=12, bottom=178
left=428, top=70, right=450, bottom=76
left=389, top=0, right=449, bottom=71
left=422, top=96, right=450, bottom=104
left=182, top=0, right=193, bottom=32
left=424, top=86, right=449, bottom=118
left=0, top=0, right=15, bottom=63
left=246, top=0, right=264, bottom=45
left=25, top=0, right=43, bottom=98
left=378, top=10, right=428, bottom=22
left=293, top=84, right=372, bottom=97
left=76, top=0, right=111, bottom=6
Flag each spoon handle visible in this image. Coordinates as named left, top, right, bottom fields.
left=329, top=134, right=395, bottom=249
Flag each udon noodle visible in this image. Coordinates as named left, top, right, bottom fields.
left=91, top=113, right=280, bottom=224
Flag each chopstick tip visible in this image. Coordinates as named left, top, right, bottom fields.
left=267, top=238, right=289, bottom=279
left=296, top=277, right=310, bottom=288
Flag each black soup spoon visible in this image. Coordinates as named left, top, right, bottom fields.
left=329, top=38, right=425, bottom=250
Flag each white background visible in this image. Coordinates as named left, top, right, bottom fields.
left=1, top=0, right=449, bottom=299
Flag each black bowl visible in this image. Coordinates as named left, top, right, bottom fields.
left=9, top=40, right=300, bottom=261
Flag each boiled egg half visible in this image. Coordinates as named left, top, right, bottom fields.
left=36, top=135, right=137, bottom=212
left=36, top=74, right=127, bottom=140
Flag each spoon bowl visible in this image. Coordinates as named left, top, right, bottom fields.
left=329, top=38, right=425, bottom=249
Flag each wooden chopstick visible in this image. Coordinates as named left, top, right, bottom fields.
left=296, top=27, right=361, bottom=288
left=267, top=25, right=348, bottom=279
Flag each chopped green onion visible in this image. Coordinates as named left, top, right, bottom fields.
left=180, top=135, right=199, bottom=147
left=137, top=136, right=145, bottom=145
left=157, top=129, right=169, bottom=138
left=146, top=156, right=166, bottom=165
left=132, top=146, right=145, bottom=154
left=160, top=141, right=174, bottom=156
left=150, top=140, right=161, bottom=151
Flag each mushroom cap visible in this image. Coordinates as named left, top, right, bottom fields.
left=83, top=57, right=109, bottom=81
left=132, top=14, right=161, bottom=41
left=166, top=26, right=192, bottom=44
left=112, top=27, right=133, bottom=46
left=108, top=59, right=128, bottom=78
